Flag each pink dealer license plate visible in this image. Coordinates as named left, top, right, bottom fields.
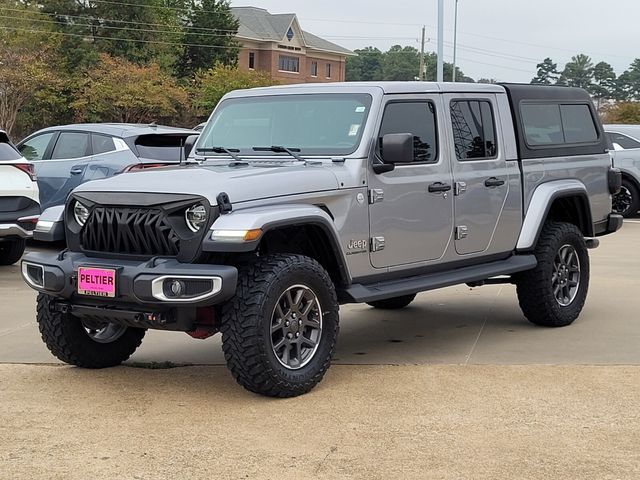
left=77, top=267, right=116, bottom=298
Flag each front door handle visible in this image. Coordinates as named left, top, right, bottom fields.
left=484, top=177, right=505, bottom=188
left=428, top=182, right=452, bottom=193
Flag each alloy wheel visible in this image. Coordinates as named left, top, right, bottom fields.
left=552, top=244, right=581, bottom=307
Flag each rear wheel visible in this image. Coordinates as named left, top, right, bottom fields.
left=36, top=294, right=145, bottom=368
left=0, top=238, right=26, bottom=266
left=220, top=254, right=339, bottom=397
left=515, top=222, right=589, bottom=327
left=367, top=294, right=416, bottom=310
left=612, top=179, right=640, bottom=218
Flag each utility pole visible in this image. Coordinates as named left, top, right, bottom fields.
left=437, top=0, right=444, bottom=82
left=452, top=0, right=459, bottom=82
left=419, top=26, right=426, bottom=81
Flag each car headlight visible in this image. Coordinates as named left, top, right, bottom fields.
left=185, top=204, right=207, bottom=232
left=73, top=201, right=90, bottom=227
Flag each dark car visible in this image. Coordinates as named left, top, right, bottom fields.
left=17, top=124, right=198, bottom=210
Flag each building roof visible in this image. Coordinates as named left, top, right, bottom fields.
left=231, top=7, right=354, bottom=56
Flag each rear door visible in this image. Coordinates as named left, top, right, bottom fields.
left=443, top=94, right=518, bottom=255
left=33, top=131, right=92, bottom=209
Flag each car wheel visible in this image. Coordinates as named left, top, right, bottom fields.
left=612, top=179, right=640, bottom=218
left=515, top=222, right=589, bottom=327
left=37, top=294, right=146, bottom=368
left=220, top=254, right=339, bottom=397
left=367, top=294, right=416, bottom=310
left=0, top=239, right=26, bottom=266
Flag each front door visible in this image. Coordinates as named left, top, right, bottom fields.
left=369, top=96, right=454, bottom=268
left=444, top=94, right=511, bottom=255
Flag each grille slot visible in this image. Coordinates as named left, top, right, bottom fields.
left=81, top=207, right=180, bottom=256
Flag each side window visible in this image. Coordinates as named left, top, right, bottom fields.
left=450, top=100, right=497, bottom=160
left=18, top=132, right=56, bottom=161
left=379, top=102, right=438, bottom=163
left=521, top=103, right=599, bottom=146
left=607, top=132, right=640, bottom=150
left=51, top=132, right=90, bottom=160
left=560, top=104, right=598, bottom=143
left=92, top=134, right=116, bottom=155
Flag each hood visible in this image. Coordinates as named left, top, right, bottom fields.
left=73, top=163, right=341, bottom=205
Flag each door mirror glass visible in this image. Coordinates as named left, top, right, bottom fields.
left=380, top=133, right=414, bottom=164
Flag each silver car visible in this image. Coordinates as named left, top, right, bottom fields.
left=17, top=124, right=198, bottom=211
left=605, top=124, right=640, bottom=217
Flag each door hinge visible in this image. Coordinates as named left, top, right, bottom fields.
left=369, top=188, right=384, bottom=204
left=371, top=236, right=386, bottom=252
left=454, top=181, right=467, bottom=196
left=455, top=226, right=469, bottom=240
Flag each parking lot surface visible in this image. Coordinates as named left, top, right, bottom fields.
left=1, top=221, right=639, bottom=478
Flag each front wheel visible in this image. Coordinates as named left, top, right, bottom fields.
left=515, top=222, right=589, bottom=327
left=37, top=294, right=145, bottom=368
left=220, top=254, right=339, bottom=397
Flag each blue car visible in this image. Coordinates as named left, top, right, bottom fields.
left=17, top=124, right=198, bottom=210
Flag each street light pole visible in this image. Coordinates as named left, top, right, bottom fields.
left=452, top=0, right=459, bottom=82
left=437, top=0, right=444, bottom=82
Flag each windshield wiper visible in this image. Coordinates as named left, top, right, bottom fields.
left=195, top=147, right=245, bottom=164
left=253, top=146, right=305, bottom=163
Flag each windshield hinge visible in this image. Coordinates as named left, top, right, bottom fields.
left=217, top=192, right=233, bottom=215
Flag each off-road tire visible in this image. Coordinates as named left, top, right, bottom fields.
left=0, top=239, right=26, bottom=266
left=613, top=179, right=640, bottom=218
left=37, top=294, right=145, bottom=368
left=367, top=294, right=416, bottom=310
left=220, top=254, right=339, bottom=398
left=515, top=222, right=589, bottom=327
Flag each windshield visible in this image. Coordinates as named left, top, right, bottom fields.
left=196, top=94, right=373, bottom=156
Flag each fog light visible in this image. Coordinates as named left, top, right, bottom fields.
left=150, top=275, right=223, bottom=302
left=169, top=280, right=185, bottom=297
left=22, top=262, right=45, bottom=288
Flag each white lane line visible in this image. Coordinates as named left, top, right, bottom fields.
left=465, top=285, right=505, bottom=365
left=624, top=220, right=640, bottom=224
left=0, top=323, right=32, bottom=338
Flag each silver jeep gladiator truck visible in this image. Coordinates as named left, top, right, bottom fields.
left=22, top=82, right=623, bottom=397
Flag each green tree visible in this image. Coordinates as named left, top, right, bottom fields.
left=346, top=47, right=383, bottom=81
left=603, top=102, right=640, bottom=124
left=71, top=53, right=189, bottom=124
left=381, top=45, right=420, bottom=81
left=591, top=61, right=617, bottom=108
left=423, top=53, right=473, bottom=82
left=177, top=0, right=239, bottom=78
left=617, top=59, right=640, bottom=101
left=531, top=57, right=560, bottom=85
left=560, top=54, right=594, bottom=90
left=192, top=64, right=276, bottom=115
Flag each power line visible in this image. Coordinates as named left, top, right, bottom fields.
left=0, top=25, right=241, bottom=50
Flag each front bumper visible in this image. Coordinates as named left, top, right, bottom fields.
left=21, top=251, right=238, bottom=309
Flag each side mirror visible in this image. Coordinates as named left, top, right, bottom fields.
left=374, top=133, right=414, bottom=174
left=184, top=134, right=199, bottom=159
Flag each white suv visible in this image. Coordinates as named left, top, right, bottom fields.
left=0, top=131, right=39, bottom=265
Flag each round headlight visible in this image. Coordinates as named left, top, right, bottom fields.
left=73, top=201, right=90, bottom=227
left=185, top=204, right=207, bottom=232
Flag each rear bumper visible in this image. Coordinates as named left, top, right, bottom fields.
left=21, top=251, right=238, bottom=308
left=0, top=223, right=34, bottom=239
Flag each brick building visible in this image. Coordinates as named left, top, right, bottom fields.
left=231, top=7, right=354, bottom=84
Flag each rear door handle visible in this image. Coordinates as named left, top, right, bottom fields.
left=484, top=177, right=505, bottom=188
left=70, top=166, right=85, bottom=175
left=428, top=182, right=452, bottom=193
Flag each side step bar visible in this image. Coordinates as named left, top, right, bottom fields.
left=343, top=255, right=537, bottom=304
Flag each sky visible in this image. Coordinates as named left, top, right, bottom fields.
left=230, top=0, right=639, bottom=83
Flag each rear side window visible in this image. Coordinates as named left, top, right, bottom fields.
left=92, top=134, right=116, bottom=155
left=607, top=132, right=640, bottom=150
left=450, top=100, right=497, bottom=160
left=51, top=132, right=90, bottom=159
left=521, top=103, right=598, bottom=146
left=0, top=142, right=21, bottom=161
left=379, top=102, right=438, bottom=163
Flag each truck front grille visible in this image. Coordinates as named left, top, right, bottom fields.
left=81, top=207, right=180, bottom=256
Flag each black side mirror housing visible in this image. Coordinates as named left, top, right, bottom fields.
left=374, top=133, right=414, bottom=174
left=184, top=134, right=199, bottom=159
